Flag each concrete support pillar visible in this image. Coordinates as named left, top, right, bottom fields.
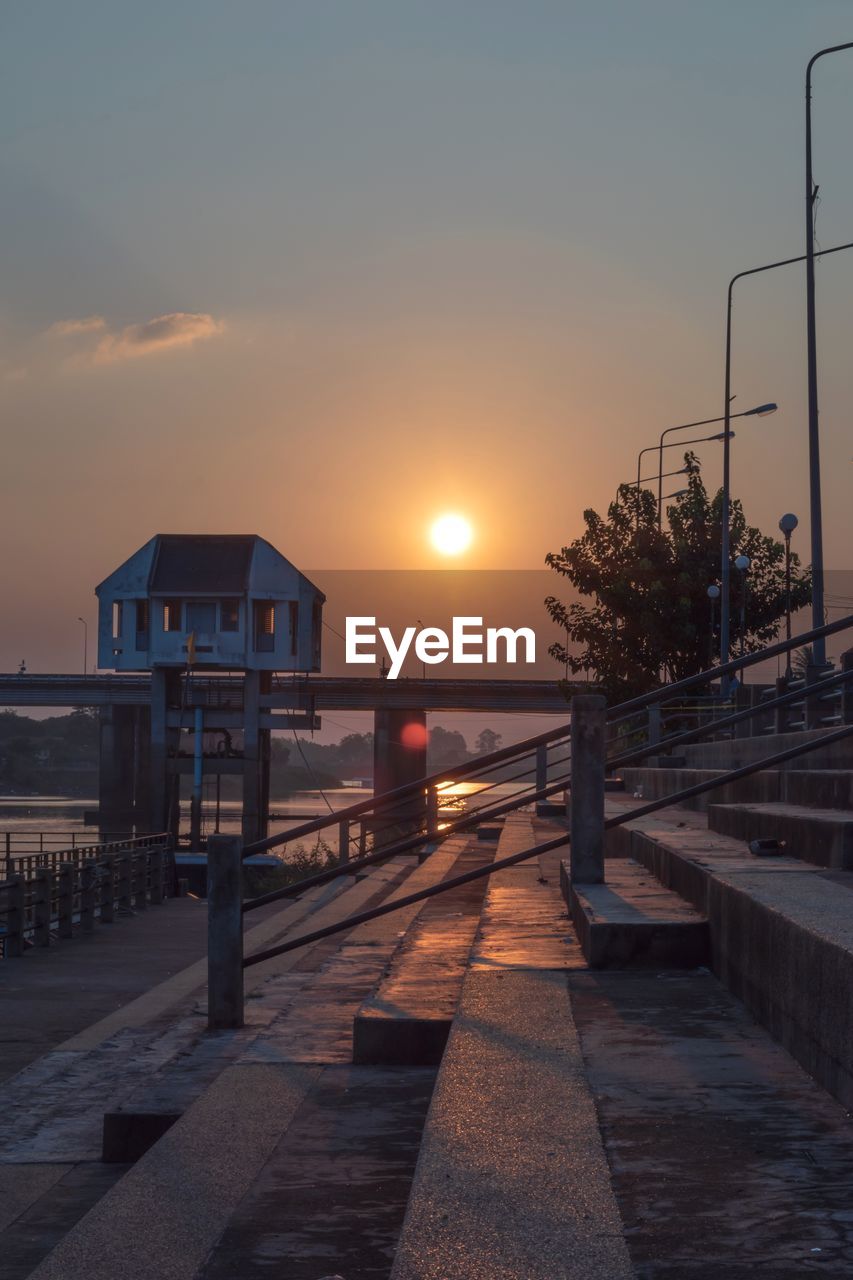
left=242, top=671, right=261, bottom=844
left=150, top=669, right=180, bottom=840
left=570, top=695, right=606, bottom=885
left=372, top=708, right=428, bottom=848
left=99, top=704, right=138, bottom=838
left=207, top=834, right=244, bottom=1029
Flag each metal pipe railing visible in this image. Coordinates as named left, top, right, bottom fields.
left=241, top=720, right=853, bottom=970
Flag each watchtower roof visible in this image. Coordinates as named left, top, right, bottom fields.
left=149, top=534, right=255, bottom=594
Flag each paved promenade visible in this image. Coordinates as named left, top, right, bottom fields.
left=0, top=896, right=210, bottom=1084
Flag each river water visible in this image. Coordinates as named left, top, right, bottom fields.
left=0, top=781, right=521, bottom=856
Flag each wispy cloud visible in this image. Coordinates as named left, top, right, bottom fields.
left=47, top=315, right=106, bottom=336
left=44, top=310, right=223, bottom=365
left=93, top=312, right=223, bottom=363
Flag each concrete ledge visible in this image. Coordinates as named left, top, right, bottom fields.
left=611, top=816, right=853, bottom=1109
left=682, top=727, right=853, bottom=771
left=561, top=859, right=709, bottom=969
left=708, top=801, right=853, bottom=869
left=352, top=1015, right=451, bottom=1066
left=27, top=1062, right=319, bottom=1280
left=101, top=1111, right=180, bottom=1163
left=621, top=765, right=853, bottom=814
left=390, top=970, right=634, bottom=1280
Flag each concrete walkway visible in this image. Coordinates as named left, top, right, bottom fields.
left=0, top=896, right=210, bottom=1084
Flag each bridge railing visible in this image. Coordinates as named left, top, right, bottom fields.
left=2, top=830, right=137, bottom=877
left=0, top=834, right=174, bottom=959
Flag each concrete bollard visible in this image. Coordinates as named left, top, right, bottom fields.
left=570, top=695, right=606, bottom=885
left=207, top=834, right=244, bottom=1030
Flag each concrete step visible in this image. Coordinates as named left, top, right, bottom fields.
left=562, top=857, right=710, bottom=968
left=708, top=800, right=853, bottom=869
left=605, top=799, right=853, bottom=1110
left=389, top=971, right=633, bottom=1280
left=353, top=839, right=497, bottom=1065
left=17, top=843, right=474, bottom=1280
left=681, top=726, right=853, bottom=771
left=621, top=764, right=853, bottom=813
left=572, top=967, right=853, bottom=1276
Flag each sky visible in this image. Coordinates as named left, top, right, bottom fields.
left=2, top=1, right=853, bottom=693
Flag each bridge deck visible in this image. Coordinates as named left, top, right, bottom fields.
left=0, top=674, right=569, bottom=713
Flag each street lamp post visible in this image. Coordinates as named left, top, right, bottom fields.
left=657, top=405, right=775, bottom=530
left=77, top=617, right=88, bottom=676
left=735, top=555, right=751, bottom=667
left=720, top=239, right=853, bottom=692
left=806, top=44, right=853, bottom=665
left=779, top=513, right=799, bottom=678
left=638, top=430, right=732, bottom=531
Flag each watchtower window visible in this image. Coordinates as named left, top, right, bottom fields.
left=221, top=600, right=240, bottom=632
left=112, top=601, right=123, bottom=639
left=135, top=600, right=149, bottom=649
left=312, top=599, right=322, bottom=666
left=289, top=601, right=299, bottom=656
left=163, top=600, right=182, bottom=632
left=185, top=602, right=216, bottom=633
left=254, top=601, right=275, bottom=652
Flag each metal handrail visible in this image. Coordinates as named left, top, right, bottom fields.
left=607, top=666, right=853, bottom=772
left=241, top=771, right=571, bottom=914
left=244, top=611, right=852, bottom=859
left=607, top=611, right=853, bottom=721
left=243, top=726, right=569, bottom=856
left=241, top=720, right=853, bottom=969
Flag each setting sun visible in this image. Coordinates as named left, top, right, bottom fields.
left=430, top=513, right=473, bottom=556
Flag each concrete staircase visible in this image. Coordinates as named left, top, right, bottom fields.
left=10, top=760, right=853, bottom=1278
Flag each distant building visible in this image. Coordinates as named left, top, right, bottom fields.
left=95, top=534, right=324, bottom=673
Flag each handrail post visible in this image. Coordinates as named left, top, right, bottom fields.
left=806, top=661, right=831, bottom=730
left=426, top=784, right=439, bottom=837
left=843, top=651, right=853, bottom=726
left=647, top=705, right=661, bottom=749
left=535, top=742, right=548, bottom=792
left=338, top=819, right=350, bottom=864
left=100, top=856, right=115, bottom=923
left=57, top=863, right=73, bottom=938
left=5, top=875, right=25, bottom=957
left=570, top=695, right=606, bottom=884
left=149, top=845, right=164, bottom=904
left=34, top=867, right=51, bottom=946
left=207, top=834, right=244, bottom=1029
left=80, top=862, right=96, bottom=933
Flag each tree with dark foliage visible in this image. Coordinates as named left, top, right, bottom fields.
left=545, top=455, right=811, bottom=699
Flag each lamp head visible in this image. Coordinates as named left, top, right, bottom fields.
left=710, top=431, right=735, bottom=441
left=707, top=584, right=720, bottom=600
left=778, top=512, right=798, bottom=535
left=748, top=402, right=778, bottom=417
left=735, top=554, right=751, bottom=572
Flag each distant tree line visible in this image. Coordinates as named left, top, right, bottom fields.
left=0, top=710, right=506, bottom=798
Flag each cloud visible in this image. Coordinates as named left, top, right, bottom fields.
left=47, top=315, right=106, bottom=336
left=93, top=311, right=223, bottom=363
